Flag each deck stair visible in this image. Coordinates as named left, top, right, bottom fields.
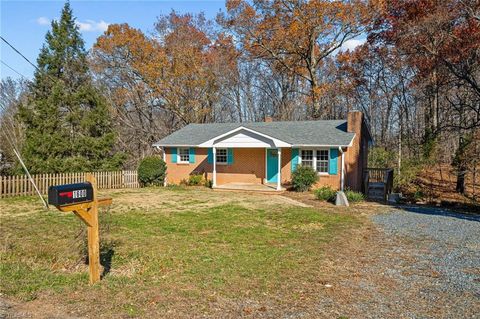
left=364, top=168, right=394, bottom=201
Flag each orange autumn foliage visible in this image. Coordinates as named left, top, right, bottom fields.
left=219, top=0, right=378, bottom=118
left=92, top=13, right=238, bottom=125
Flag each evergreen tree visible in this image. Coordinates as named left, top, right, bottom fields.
left=18, top=1, right=124, bottom=173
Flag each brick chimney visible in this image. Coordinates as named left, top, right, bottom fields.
left=345, top=110, right=367, bottom=193
left=264, top=116, right=273, bottom=123
left=347, top=110, right=363, bottom=134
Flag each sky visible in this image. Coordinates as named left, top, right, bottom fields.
left=0, top=0, right=365, bottom=81
left=0, top=0, right=226, bottom=80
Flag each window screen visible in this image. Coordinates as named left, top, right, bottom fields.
left=178, top=148, right=190, bottom=163
left=216, top=148, right=227, bottom=163
left=301, top=150, right=313, bottom=168
left=316, top=150, right=329, bottom=173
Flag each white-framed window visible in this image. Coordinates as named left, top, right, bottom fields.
left=316, top=149, right=329, bottom=174
left=300, top=148, right=329, bottom=173
left=216, top=148, right=228, bottom=164
left=301, top=150, right=314, bottom=168
left=178, top=148, right=190, bottom=163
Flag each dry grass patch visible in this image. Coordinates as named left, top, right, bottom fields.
left=1, top=187, right=362, bottom=318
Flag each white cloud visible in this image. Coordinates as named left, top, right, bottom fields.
left=35, top=17, right=108, bottom=33
left=76, top=20, right=109, bottom=33
left=340, top=38, right=366, bottom=52
left=36, top=16, right=51, bottom=26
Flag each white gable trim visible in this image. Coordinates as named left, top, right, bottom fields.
left=213, top=131, right=275, bottom=148
left=198, top=126, right=291, bottom=148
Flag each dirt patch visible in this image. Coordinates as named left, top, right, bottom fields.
left=0, top=295, right=80, bottom=319
left=275, top=195, right=312, bottom=207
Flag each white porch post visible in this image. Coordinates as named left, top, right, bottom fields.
left=277, top=149, right=282, bottom=191
left=212, top=147, right=217, bottom=187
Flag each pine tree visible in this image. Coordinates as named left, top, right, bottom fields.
left=19, top=1, right=124, bottom=173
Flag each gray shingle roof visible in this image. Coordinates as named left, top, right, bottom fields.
left=153, top=120, right=355, bottom=147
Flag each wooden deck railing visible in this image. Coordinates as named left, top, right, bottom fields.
left=364, top=168, right=394, bottom=201
left=0, top=170, right=139, bottom=198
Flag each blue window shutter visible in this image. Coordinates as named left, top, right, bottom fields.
left=171, top=148, right=177, bottom=163
left=207, top=148, right=213, bottom=164
left=227, top=148, right=234, bottom=165
left=329, top=148, right=338, bottom=175
left=291, top=148, right=299, bottom=172
left=189, top=148, right=195, bottom=163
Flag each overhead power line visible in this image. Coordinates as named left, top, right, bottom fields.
left=0, top=59, right=29, bottom=79
left=1, top=36, right=40, bottom=72
left=1, top=35, right=79, bottom=95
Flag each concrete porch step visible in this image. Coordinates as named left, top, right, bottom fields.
left=213, top=182, right=285, bottom=193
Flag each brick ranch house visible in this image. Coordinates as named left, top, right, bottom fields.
left=153, top=111, right=372, bottom=192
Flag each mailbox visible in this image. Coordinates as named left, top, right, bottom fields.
left=48, top=182, right=94, bottom=206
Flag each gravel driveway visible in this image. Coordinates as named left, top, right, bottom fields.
left=371, top=206, right=480, bottom=318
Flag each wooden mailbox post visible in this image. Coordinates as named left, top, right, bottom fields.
left=48, top=173, right=112, bottom=284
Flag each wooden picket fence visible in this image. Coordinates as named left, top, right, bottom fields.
left=0, top=170, right=139, bottom=198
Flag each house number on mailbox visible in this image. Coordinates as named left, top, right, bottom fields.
left=73, top=189, right=86, bottom=198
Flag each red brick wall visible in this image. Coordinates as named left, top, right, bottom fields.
left=280, top=148, right=292, bottom=183
left=164, top=147, right=265, bottom=185
left=164, top=147, right=209, bottom=185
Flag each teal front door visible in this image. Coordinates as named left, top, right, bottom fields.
left=266, top=148, right=279, bottom=183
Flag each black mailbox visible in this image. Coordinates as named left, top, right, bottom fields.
left=48, top=182, right=94, bottom=206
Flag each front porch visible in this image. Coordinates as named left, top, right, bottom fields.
left=214, top=182, right=285, bottom=192
left=210, top=147, right=286, bottom=191
left=204, top=127, right=291, bottom=191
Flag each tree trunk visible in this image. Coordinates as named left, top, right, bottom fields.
left=456, top=167, right=466, bottom=194
left=398, top=112, right=402, bottom=177
left=432, top=68, right=439, bottom=131
left=472, top=164, right=476, bottom=200
left=309, top=78, right=321, bottom=119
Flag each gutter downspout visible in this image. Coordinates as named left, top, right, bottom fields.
left=338, top=146, right=345, bottom=192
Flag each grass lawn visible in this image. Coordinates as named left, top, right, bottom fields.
left=0, top=187, right=362, bottom=317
